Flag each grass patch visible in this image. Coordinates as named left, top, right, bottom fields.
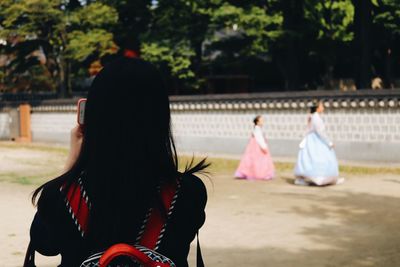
left=0, top=141, right=68, bottom=155
left=178, top=156, right=294, bottom=174
left=15, top=176, right=34, bottom=185
left=178, top=156, right=400, bottom=176
left=1, top=142, right=399, bottom=184
left=339, top=165, right=400, bottom=176
left=178, top=156, right=239, bottom=174
left=0, top=172, right=59, bottom=186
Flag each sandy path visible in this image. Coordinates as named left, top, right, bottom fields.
left=1, top=143, right=400, bottom=267
left=190, top=173, right=400, bottom=267
left=2, top=174, right=400, bottom=267
left=0, top=184, right=61, bottom=267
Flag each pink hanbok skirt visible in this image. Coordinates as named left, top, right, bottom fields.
left=235, top=137, right=275, bottom=180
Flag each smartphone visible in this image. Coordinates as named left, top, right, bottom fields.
left=77, top=98, right=87, bottom=126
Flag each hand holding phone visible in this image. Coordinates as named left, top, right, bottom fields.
left=64, top=125, right=84, bottom=172
left=77, top=98, right=87, bottom=126
left=64, top=98, right=86, bottom=172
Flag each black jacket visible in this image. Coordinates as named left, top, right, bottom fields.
left=30, top=174, right=207, bottom=267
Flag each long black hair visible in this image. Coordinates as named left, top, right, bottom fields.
left=32, top=57, right=208, bottom=246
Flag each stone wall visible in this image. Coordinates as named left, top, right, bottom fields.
left=0, top=112, right=10, bottom=139
left=1, top=90, right=400, bottom=162
left=31, top=112, right=76, bottom=143
left=171, top=108, right=400, bottom=162
left=170, top=90, right=400, bottom=162
left=172, top=108, right=400, bottom=144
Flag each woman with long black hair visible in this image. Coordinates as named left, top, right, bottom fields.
left=27, top=57, right=208, bottom=266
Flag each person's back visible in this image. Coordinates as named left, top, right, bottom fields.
left=28, top=57, right=208, bottom=267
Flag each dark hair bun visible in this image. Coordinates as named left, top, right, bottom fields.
left=310, top=100, right=321, bottom=113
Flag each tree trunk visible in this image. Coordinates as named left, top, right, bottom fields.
left=66, top=59, right=71, bottom=95
left=352, top=0, right=372, bottom=89
left=192, top=40, right=203, bottom=79
left=280, top=0, right=304, bottom=90
left=57, top=56, right=66, bottom=98
left=384, top=47, right=393, bottom=88
left=57, top=30, right=70, bottom=98
left=322, top=62, right=335, bottom=90
left=57, top=55, right=70, bottom=98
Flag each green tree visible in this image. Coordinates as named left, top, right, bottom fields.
left=140, top=0, right=217, bottom=91
left=305, top=0, right=354, bottom=88
left=209, top=2, right=283, bottom=56
left=351, top=0, right=373, bottom=89
left=275, top=0, right=305, bottom=90
left=141, top=41, right=195, bottom=80
left=373, top=0, right=400, bottom=87
left=0, top=0, right=118, bottom=95
left=374, top=0, right=400, bottom=35
left=141, top=0, right=283, bottom=91
left=100, top=0, right=152, bottom=52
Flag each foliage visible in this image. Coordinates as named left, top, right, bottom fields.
left=373, top=0, right=400, bottom=36
left=209, top=3, right=283, bottom=56
left=0, top=0, right=399, bottom=93
left=68, top=3, right=118, bottom=29
left=66, top=30, right=116, bottom=62
left=305, top=0, right=354, bottom=42
left=65, top=2, right=118, bottom=61
left=99, top=0, right=152, bottom=48
left=148, top=0, right=213, bottom=43
left=0, top=0, right=63, bottom=39
left=141, top=41, right=195, bottom=80
left=0, top=0, right=117, bottom=92
left=140, top=0, right=216, bottom=87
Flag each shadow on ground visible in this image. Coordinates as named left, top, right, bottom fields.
left=196, top=188, right=400, bottom=267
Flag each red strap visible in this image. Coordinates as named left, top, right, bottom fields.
left=99, top=243, right=170, bottom=267
left=63, top=182, right=90, bottom=236
left=63, top=179, right=178, bottom=245
left=138, top=181, right=177, bottom=249
left=98, top=181, right=178, bottom=266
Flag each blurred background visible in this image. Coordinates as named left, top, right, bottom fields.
left=0, top=0, right=399, bottom=96
left=1, top=0, right=400, bottom=162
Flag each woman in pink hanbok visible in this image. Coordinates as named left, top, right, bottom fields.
left=235, top=115, right=275, bottom=180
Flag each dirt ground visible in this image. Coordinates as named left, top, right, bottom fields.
left=1, top=143, right=400, bottom=267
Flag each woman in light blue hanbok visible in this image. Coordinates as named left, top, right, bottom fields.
left=294, top=101, right=344, bottom=186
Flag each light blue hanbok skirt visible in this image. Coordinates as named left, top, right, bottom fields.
left=294, top=132, right=339, bottom=185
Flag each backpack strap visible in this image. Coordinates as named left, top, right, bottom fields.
left=61, top=177, right=180, bottom=248
left=137, top=180, right=206, bottom=267
left=60, top=178, right=91, bottom=237
left=137, top=179, right=180, bottom=250
left=196, top=232, right=205, bottom=267
left=23, top=241, right=36, bottom=267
